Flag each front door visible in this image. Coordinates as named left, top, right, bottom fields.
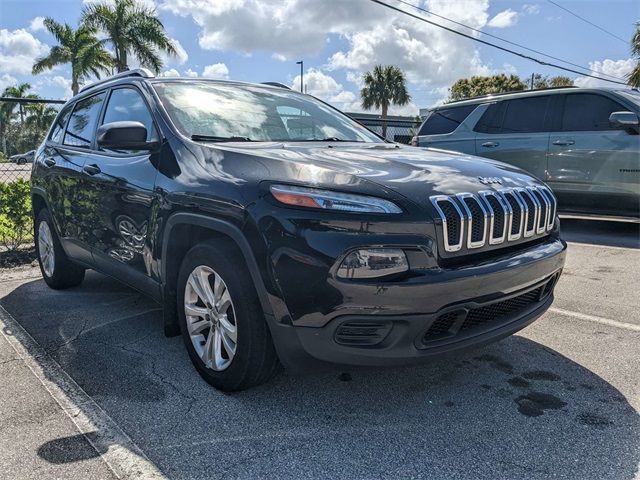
left=474, top=95, right=552, bottom=182
left=547, top=92, right=640, bottom=216
left=82, top=86, right=161, bottom=296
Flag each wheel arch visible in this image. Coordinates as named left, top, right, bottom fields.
left=160, top=212, right=274, bottom=336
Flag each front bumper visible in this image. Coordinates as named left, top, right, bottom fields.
left=266, top=236, right=566, bottom=370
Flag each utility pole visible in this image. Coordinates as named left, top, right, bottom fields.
left=530, top=73, right=535, bottom=90
left=296, top=60, right=304, bottom=92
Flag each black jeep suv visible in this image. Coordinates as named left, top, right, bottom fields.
left=31, top=69, right=566, bottom=391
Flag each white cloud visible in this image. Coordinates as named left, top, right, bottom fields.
left=574, top=58, right=634, bottom=88
left=522, top=4, right=540, bottom=15
left=0, top=73, right=18, bottom=92
left=0, top=28, right=49, bottom=75
left=184, top=68, right=199, bottom=77
left=29, top=17, right=46, bottom=33
left=157, top=0, right=498, bottom=111
left=159, top=68, right=181, bottom=77
left=161, top=37, right=188, bottom=65
left=487, top=9, right=518, bottom=28
left=202, top=63, right=229, bottom=79
left=33, top=75, right=73, bottom=99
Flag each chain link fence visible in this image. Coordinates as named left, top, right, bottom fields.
left=347, top=113, right=422, bottom=144
left=1, top=98, right=64, bottom=254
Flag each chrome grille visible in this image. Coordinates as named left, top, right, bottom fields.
left=430, top=186, right=557, bottom=253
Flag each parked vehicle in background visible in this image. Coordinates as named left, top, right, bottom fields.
left=9, top=150, right=36, bottom=164
left=413, top=88, right=640, bottom=219
left=31, top=70, right=565, bottom=391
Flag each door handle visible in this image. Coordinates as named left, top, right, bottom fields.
left=43, top=158, right=56, bottom=167
left=552, top=140, right=575, bottom=146
left=83, top=164, right=101, bottom=175
left=481, top=141, right=500, bottom=148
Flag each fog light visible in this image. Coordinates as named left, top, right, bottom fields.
left=337, top=248, right=408, bottom=279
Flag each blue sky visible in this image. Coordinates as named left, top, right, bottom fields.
left=0, top=0, right=637, bottom=115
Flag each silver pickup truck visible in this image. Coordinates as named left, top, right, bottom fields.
left=413, top=87, right=640, bottom=219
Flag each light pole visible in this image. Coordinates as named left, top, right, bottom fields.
left=296, top=60, right=303, bottom=92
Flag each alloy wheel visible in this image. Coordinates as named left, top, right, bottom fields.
left=184, top=265, right=238, bottom=371
left=38, top=221, right=55, bottom=277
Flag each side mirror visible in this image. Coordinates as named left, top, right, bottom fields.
left=609, top=111, right=639, bottom=133
left=96, top=121, right=157, bottom=150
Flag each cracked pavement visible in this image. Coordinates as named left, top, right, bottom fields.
left=0, top=218, right=638, bottom=479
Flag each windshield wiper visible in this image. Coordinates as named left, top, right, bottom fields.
left=191, top=134, right=254, bottom=142
left=294, top=137, right=365, bottom=142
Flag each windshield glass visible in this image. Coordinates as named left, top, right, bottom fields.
left=152, top=81, right=382, bottom=143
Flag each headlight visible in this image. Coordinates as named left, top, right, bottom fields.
left=337, top=248, right=408, bottom=279
left=270, top=184, right=402, bottom=214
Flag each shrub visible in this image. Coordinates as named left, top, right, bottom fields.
left=0, top=178, right=32, bottom=251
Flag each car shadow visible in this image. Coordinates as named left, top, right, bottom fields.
left=1, top=272, right=638, bottom=479
left=560, top=218, right=640, bottom=249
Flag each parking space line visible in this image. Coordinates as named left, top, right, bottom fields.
left=549, top=307, right=640, bottom=332
left=566, top=241, right=639, bottom=252
left=0, top=305, right=166, bottom=480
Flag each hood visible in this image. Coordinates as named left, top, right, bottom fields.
left=210, top=141, right=544, bottom=208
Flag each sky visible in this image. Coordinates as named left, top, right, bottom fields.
left=0, top=0, right=637, bottom=116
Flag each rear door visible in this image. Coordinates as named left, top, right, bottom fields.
left=416, top=104, right=478, bottom=154
left=82, top=86, right=160, bottom=296
left=42, top=93, right=107, bottom=265
left=474, top=95, right=552, bottom=181
left=547, top=92, right=640, bottom=216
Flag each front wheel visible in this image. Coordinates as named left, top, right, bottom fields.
left=177, top=240, right=279, bottom=391
left=35, top=209, right=85, bottom=289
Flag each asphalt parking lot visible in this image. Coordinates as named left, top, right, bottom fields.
left=0, top=219, right=638, bottom=480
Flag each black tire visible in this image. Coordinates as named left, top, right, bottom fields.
left=177, top=240, right=279, bottom=391
left=35, top=209, right=85, bottom=289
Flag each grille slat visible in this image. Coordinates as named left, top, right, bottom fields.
left=430, top=186, right=556, bottom=254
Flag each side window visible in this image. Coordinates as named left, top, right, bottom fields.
left=418, top=104, right=477, bottom=135
left=101, top=88, right=156, bottom=142
left=500, top=96, right=550, bottom=133
left=63, top=93, right=106, bottom=148
left=474, top=102, right=506, bottom=134
left=560, top=93, right=626, bottom=132
left=49, top=107, right=72, bottom=144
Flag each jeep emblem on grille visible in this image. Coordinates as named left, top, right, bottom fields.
left=478, top=176, right=503, bottom=185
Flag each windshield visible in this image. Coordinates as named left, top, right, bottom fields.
left=153, top=81, right=382, bottom=143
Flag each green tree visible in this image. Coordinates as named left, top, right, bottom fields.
left=533, top=74, right=574, bottom=89
left=82, top=0, right=176, bottom=73
left=32, top=19, right=112, bottom=96
left=629, top=22, right=640, bottom=87
left=1, top=83, right=35, bottom=125
left=360, top=65, right=411, bottom=138
left=448, top=74, right=527, bottom=101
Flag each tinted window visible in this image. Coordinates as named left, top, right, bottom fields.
left=63, top=93, right=106, bottom=148
left=419, top=104, right=476, bottom=135
left=474, top=102, right=506, bottom=134
left=561, top=93, right=626, bottom=131
left=101, top=88, right=155, bottom=142
left=49, top=107, right=71, bottom=143
left=501, top=96, right=550, bottom=133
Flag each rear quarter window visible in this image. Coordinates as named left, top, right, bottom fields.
left=418, top=104, right=477, bottom=135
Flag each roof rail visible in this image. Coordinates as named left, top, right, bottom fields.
left=261, top=82, right=291, bottom=90
left=79, top=68, right=155, bottom=94
left=446, top=85, right=579, bottom=105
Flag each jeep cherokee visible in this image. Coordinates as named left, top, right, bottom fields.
left=31, top=69, right=566, bottom=391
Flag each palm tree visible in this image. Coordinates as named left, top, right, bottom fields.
left=82, top=0, right=176, bottom=73
left=360, top=65, right=411, bottom=139
left=32, top=19, right=113, bottom=95
left=25, top=103, right=59, bottom=131
left=628, top=22, right=640, bottom=87
left=1, top=83, right=35, bottom=125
